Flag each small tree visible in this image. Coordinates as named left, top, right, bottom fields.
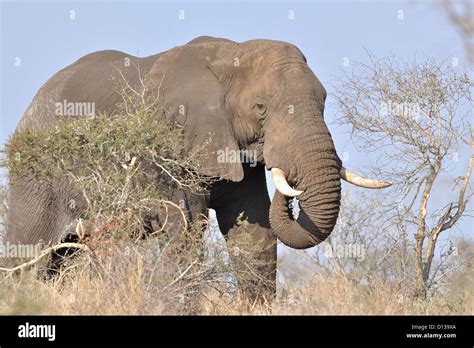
left=333, top=54, right=473, bottom=298
left=299, top=190, right=413, bottom=286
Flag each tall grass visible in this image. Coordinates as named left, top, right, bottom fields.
left=1, top=238, right=472, bottom=315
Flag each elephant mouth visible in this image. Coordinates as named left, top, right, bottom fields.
left=288, top=197, right=300, bottom=220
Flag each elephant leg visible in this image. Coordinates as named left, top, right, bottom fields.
left=211, top=165, right=277, bottom=301
left=148, top=187, right=209, bottom=314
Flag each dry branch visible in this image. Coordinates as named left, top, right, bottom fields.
left=0, top=242, right=90, bottom=275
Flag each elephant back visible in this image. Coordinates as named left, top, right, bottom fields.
left=15, top=50, right=160, bottom=134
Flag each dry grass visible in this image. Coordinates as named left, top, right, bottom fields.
left=1, top=240, right=472, bottom=315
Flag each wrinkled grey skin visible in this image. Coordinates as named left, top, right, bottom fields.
left=4, top=36, right=342, bottom=296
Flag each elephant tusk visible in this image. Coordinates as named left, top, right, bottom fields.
left=271, top=168, right=304, bottom=197
left=340, top=166, right=392, bottom=189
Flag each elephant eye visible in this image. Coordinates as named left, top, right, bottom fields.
left=254, top=100, right=267, bottom=116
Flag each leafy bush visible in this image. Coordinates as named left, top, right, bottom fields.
left=3, top=97, right=210, bottom=242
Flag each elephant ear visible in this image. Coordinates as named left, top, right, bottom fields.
left=146, top=44, right=244, bottom=182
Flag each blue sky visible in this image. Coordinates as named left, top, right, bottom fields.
left=1, top=0, right=472, bottom=244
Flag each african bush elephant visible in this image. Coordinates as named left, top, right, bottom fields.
left=4, top=36, right=389, bottom=296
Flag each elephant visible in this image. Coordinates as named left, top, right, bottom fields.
left=3, top=36, right=390, bottom=297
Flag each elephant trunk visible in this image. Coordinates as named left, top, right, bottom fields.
left=267, top=100, right=341, bottom=249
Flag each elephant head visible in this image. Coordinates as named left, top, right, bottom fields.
left=146, top=36, right=390, bottom=249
